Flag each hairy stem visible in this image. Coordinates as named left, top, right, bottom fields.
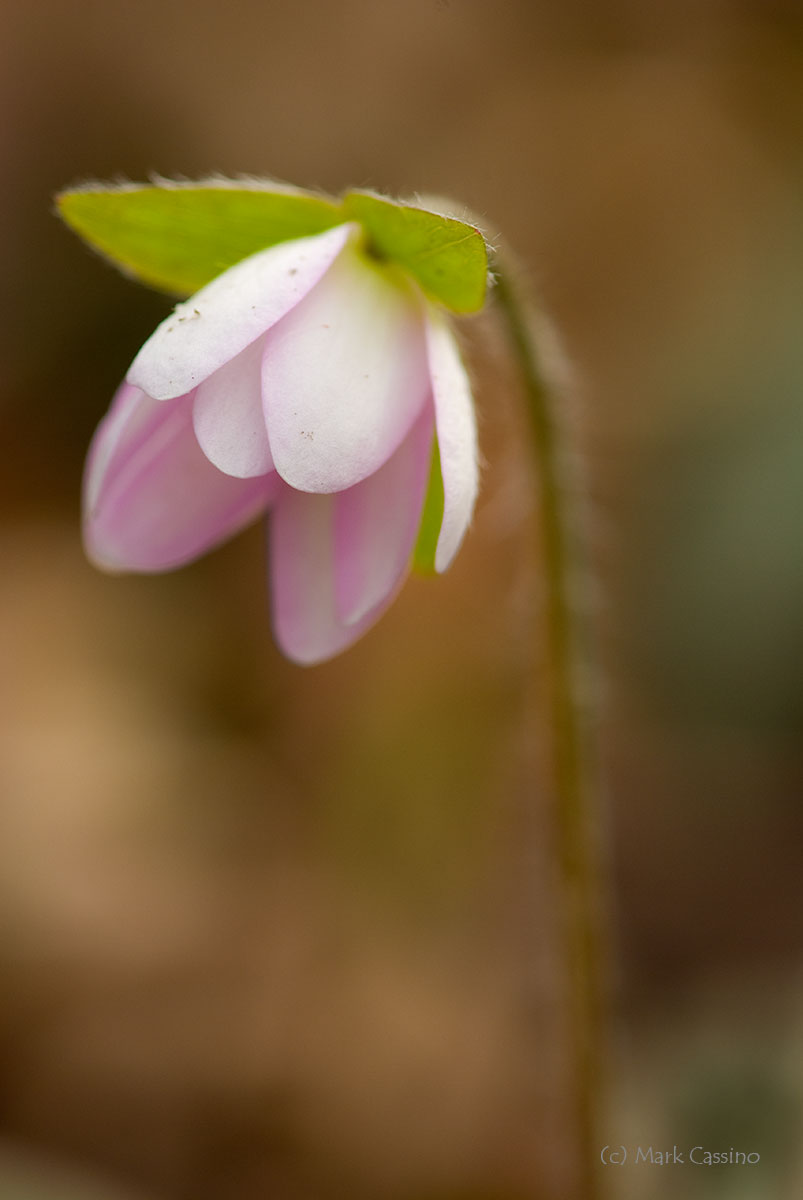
left=492, top=253, right=607, bottom=1200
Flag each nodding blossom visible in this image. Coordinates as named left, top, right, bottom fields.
left=84, top=222, right=478, bottom=664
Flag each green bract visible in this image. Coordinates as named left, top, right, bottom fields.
left=341, top=190, right=487, bottom=314
left=56, top=179, right=488, bottom=314
left=56, top=181, right=343, bottom=296
left=412, top=441, right=446, bottom=575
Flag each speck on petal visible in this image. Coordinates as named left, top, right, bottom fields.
left=423, top=306, right=479, bottom=572
left=334, top=404, right=434, bottom=625
left=263, top=242, right=430, bottom=494
left=84, top=382, right=279, bottom=572
left=193, top=335, right=274, bottom=478
left=269, top=486, right=397, bottom=665
left=127, top=223, right=357, bottom=401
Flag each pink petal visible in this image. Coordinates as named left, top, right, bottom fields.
left=423, top=307, right=479, bottom=571
left=269, top=486, right=397, bottom=665
left=84, top=381, right=278, bottom=572
left=127, top=224, right=357, bottom=401
left=262, top=241, right=430, bottom=494
left=192, top=335, right=274, bottom=477
left=334, top=404, right=434, bottom=625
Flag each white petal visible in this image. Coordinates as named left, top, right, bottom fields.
left=424, top=307, right=479, bottom=571
left=127, top=223, right=357, bottom=401
left=193, top=335, right=273, bottom=477
left=334, top=404, right=434, bottom=625
left=84, top=382, right=278, bottom=572
left=263, top=241, right=430, bottom=494
left=269, top=487, right=395, bottom=665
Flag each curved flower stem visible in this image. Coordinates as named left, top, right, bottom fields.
left=491, top=252, right=607, bottom=1200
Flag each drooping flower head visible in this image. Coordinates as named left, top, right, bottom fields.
left=59, top=181, right=487, bottom=663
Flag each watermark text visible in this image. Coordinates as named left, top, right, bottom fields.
left=600, top=1145, right=761, bottom=1167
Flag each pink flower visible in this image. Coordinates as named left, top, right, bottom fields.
left=85, top=223, right=478, bottom=664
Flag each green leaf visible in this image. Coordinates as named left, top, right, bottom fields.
left=342, top=190, right=488, bottom=314
left=412, top=439, right=445, bottom=574
left=56, top=180, right=343, bottom=296
left=56, top=180, right=489, bottom=313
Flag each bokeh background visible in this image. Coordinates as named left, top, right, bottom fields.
left=1, top=1, right=803, bottom=1197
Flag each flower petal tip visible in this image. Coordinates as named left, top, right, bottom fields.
left=127, top=223, right=358, bottom=401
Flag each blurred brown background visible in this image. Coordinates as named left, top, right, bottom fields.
left=1, top=0, right=802, bottom=1197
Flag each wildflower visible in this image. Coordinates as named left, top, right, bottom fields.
left=84, top=221, right=478, bottom=663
